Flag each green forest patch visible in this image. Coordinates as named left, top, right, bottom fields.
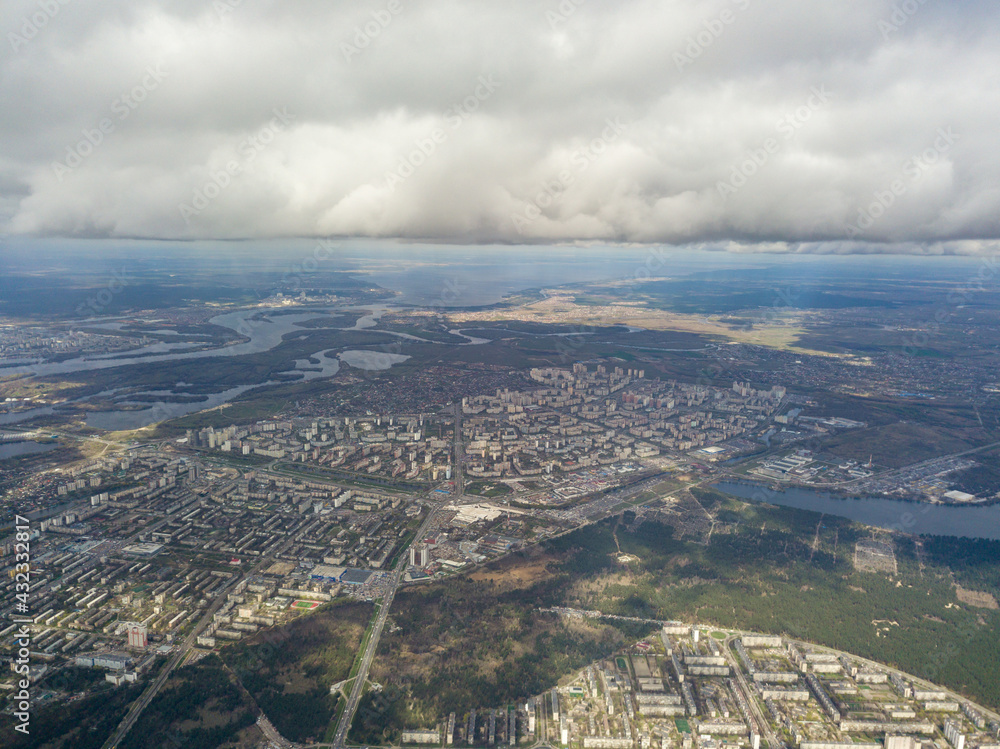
left=352, top=493, right=1000, bottom=740
left=221, top=599, right=372, bottom=744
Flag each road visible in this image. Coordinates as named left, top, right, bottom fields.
left=102, top=575, right=238, bottom=749
left=330, top=505, right=442, bottom=748
left=453, top=403, right=465, bottom=498
left=106, top=402, right=459, bottom=749
left=221, top=658, right=297, bottom=748
left=723, top=635, right=779, bottom=749
left=103, top=534, right=298, bottom=749
left=327, top=404, right=465, bottom=747
left=257, top=714, right=295, bottom=748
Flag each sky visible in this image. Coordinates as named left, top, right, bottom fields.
left=2, top=0, right=1000, bottom=254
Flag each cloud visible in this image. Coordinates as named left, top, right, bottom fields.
left=2, top=0, right=1000, bottom=251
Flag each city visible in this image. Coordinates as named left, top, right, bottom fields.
left=3, top=1, right=1000, bottom=747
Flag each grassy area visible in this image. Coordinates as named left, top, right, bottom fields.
left=348, top=604, right=381, bottom=681
left=374, top=323, right=468, bottom=344
left=448, top=293, right=807, bottom=350
left=153, top=398, right=290, bottom=435
left=820, top=420, right=992, bottom=469
left=465, top=480, right=514, bottom=498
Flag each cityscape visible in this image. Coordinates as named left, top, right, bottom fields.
left=3, top=2, right=1000, bottom=749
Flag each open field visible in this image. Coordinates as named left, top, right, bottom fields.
left=956, top=586, right=999, bottom=610
left=446, top=293, right=812, bottom=351
left=821, top=421, right=991, bottom=468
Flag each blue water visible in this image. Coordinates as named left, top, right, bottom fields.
left=714, top=481, right=1000, bottom=540
left=0, top=441, right=57, bottom=460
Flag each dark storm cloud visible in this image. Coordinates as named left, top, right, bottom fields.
left=2, top=0, right=999, bottom=252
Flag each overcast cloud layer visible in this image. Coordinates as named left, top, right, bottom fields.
left=2, top=0, right=1000, bottom=252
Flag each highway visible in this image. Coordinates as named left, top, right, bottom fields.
left=104, top=403, right=462, bottom=749
left=453, top=402, right=465, bottom=497
left=329, top=404, right=464, bottom=747
left=102, top=576, right=238, bottom=749
left=330, top=505, right=442, bottom=747
left=723, top=635, right=779, bottom=749
left=102, top=533, right=298, bottom=749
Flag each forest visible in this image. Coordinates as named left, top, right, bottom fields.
left=13, top=491, right=997, bottom=749
left=355, top=488, right=1000, bottom=740
left=119, top=655, right=256, bottom=749
left=220, top=599, right=371, bottom=743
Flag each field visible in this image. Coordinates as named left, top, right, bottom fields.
left=854, top=538, right=898, bottom=574
left=465, top=480, right=514, bottom=498
left=955, top=586, right=999, bottom=610
left=447, top=293, right=809, bottom=351
left=821, top=421, right=990, bottom=469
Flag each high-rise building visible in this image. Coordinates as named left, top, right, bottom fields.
left=945, top=721, right=966, bottom=749
left=886, top=737, right=917, bottom=749
left=410, top=544, right=429, bottom=567
left=127, top=623, right=148, bottom=649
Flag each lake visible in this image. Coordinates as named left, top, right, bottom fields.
left=713, top=481, right=1000, bottom=541
left=0, top=441, right=57, bottom=460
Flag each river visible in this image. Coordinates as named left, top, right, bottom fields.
left=713, top=481, right=1000, bottom=540
left=0, top=306, right=417, bottom=430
